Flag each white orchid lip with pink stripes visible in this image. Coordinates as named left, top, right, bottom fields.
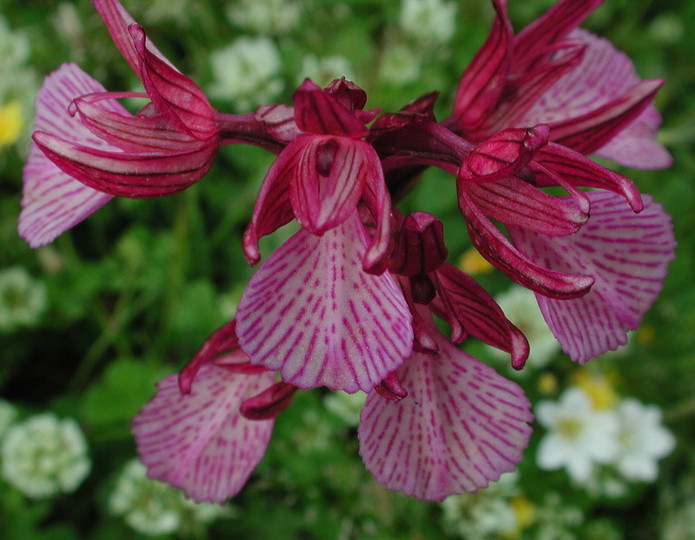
left=19, top=0, right=675, bottom=503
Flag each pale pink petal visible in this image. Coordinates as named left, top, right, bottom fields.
left=236, top=212, right=413, bottom=393
left=132, top=363, right=275, bottom=503
left=509, top=192, right=675, bottom=363
left=19, top=64, right=115, bottom=247
left=520, top=29, right=670, bottom=169
left=595, top=107, right=672, bottom=169
left=358, top=327, right=533, bottom=501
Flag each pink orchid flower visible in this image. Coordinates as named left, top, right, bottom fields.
left=133, top=320, right=297, bottom=503
left=234, top=79, right=414, bottom=394
left=20, top=0, right=273, bottom=247
left=449, top=0, right=671, bottom=169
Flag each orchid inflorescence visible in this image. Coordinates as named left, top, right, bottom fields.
left=19, top=0, right=675, bottom=503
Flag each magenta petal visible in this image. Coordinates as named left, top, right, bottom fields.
left=357, top=160, right=394, bottom=275
left=432, top=264, right=530, bottom=369
left=236, top=213, right=413, bottom=393
left=19, top=64, right=114, bottom=247
left=33, top=131, right=217, bottom=198
left=490, top=41, right=585, bottom=131
left=465, top=176, right=587, bottom=237
left=132, top=363, right=275, bottom=503
left=520, top=29, right=671, bottom=169
left=389, top=212, right=448, bottom=277
left=294, top=79, right=369, bottom=137
left=291, top=137, right=367, bottom=235
left=92, top=0, right=170, bottom=73
left=509, top=192, right=675, bottom=363
left=255, top=104, right=301, bottom=144
left=452, top=0, right=513, bottom=135
left=458, top=125, right=549, bottom=184
left=242, top=142, right=301, bottom=264
left=72, top=96, right=201, bottom=152
left=358, top=328, right=533, bottom=501
left=513, top=0, right=604, bottom=70
left=534, top=143, right=643, bottom=212
left=458, top=186, right=594, bottom=298
left=129, top=25, right=217, bottom=141
left=178, top=319, right=240, bottom=394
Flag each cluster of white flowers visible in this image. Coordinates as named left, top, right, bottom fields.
left=536, top=385, right=675, bottom=490
left=207, top=37, right=284, bottom=111
left=0, top=15, right=38, bottom=149
left=442, top=473, right=585, bottom=540
left=399, top=0, right=456, bottom=45
left=379, top=45, right=421, bottom=85
left=441, top=472, right=521, bottom=540
left=109, top=459, right=228, bottom=536
left=0, top=412, right=91, bottom=499
left=490, top=285, right=560, bottom=370
left=0, top=267, right=48, bottom=332
left=227, top=0, right=302, bottom=35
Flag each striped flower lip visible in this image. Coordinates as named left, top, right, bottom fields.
left=237, top=211, right=413, bottom=394
left=358, top=309, right=533, bottom=501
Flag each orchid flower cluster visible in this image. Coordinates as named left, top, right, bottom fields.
left=19, top=0, right=675, bottom=503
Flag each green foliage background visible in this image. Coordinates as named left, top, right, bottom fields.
left=1, top=0, right=693, bottom=539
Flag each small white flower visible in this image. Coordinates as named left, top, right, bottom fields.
left=399, top=0, right=456, bottom=45
left=379, top=45, right=421, bottom=85
left=299, top=55, right=355, bottom=88
left=110, top=459, right=227, bottom=536
left=208, top=37, right=284, bottom=111
left=0, top=267, right=48, bottom=332
left=442, top=472, right=521, bottom=540
left=141, top=0, right=193, bottom=26
left=1, top=413, right=90, bottom=498
left=227, top=0, right=301, bottom=35
left=491, top=285, right=559, bottom=369
left=536, top=387, right=620, bottom=483
left=0, top=399, right=18, bottom=439
left=324, top=391, right=366, bottom=427
left=612, top=398, right=675, bottom=482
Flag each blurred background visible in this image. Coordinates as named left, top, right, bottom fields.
left=1, top=0, right=693, bottom=538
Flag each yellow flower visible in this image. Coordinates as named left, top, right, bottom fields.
left=501, top=495, right=536, bottom=538
left=458, top=247, right=494, bottom=275
left=510, top=495, right=535, bottom=530
left=572, top=370, right=619, bottom=410
left=537, top=372, right=559, bottom=396
left=636, top=324, right=655, bottom=345
left=0, top=101, right=23, bottom=147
